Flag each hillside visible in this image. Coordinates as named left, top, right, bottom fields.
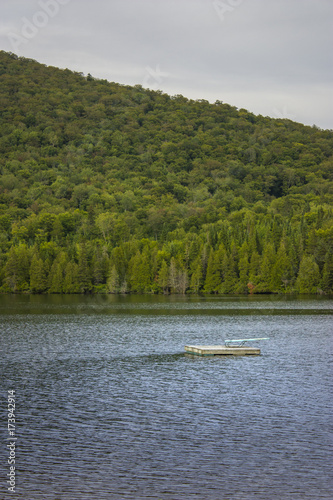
left=0, top=50, right=332, bottom=294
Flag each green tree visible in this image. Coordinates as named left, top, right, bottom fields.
left=168, top=257, right=179, bottom=293
left=189, top=258, right=203, bottom=294
left=257, top=242, right=275, bottom=292
left=270, top=241, right=293, bottom=292
left=107, top=264, right=120, bottom=293
left=77, top=244, right=92, bottom=293
left=4, top=244, right=30, bottom=292
left=48, top=252, right=68, bottom=293
left=204, top=248, right=221, bottom=293
left=320, top=252, right=333, bottom=293
left=296, top=255, right=320, bottom=293
left=220, top=253, right=238, bottom=294
left=158, top=259, right=169, bottom=293
left=63, top=262, right=80, bottom=293
left=178, top=265, right=189, bottom=294
left=128, top=250, right=152, bottom=292
left=248, top=251, right=260, bottom=288
left=236, top=254, right=249, bottom=294
left=30, top=253, right=47, bottom=293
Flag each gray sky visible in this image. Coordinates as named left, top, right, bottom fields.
left=1, top=0, right=332, bottom=129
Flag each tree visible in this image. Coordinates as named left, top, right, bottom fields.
left=189, top=258, right=203, bottom=294
left=169, top=257, right=179, bottom=293
left=296, top=255, right=320, bottom=293
left=92, top=247, right=109, bottom=286
left=77, top=243, right=92, bottom=293
left=237, top=252, right=249, bottom=294
left=63, top=262, right=80, bottom=293
left=270, top=241, right=293, bottom=292
left=158, top=259, right=169, bottom=293
left=107, top=265, right=120, bottom=293
left=48, top=252, right=68, bottom=293
left=220, top=253, right=238, bottom=294
left=320, top=252, right=333, bottom=293
left=128, top=250, right=152, bottom=292
left=30, top=253, right=47, bottom=293
left=178, top=265, right=189, bottom=294
left=4, top=244, right=30, bottom=292
left=248, top=251, right=260, bottom=287
left=95, top=213, right=114, bottom=242
left=257, top=242, right=275, bottom=292
left=204, top=249, right=221, bottom=293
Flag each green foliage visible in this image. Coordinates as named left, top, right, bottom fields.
left=296, top=255, right=321, bottom=293
left=0, top=51, right=332, bottom=295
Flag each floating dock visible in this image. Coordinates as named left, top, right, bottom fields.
left=184, top=345, right=261, bottom=356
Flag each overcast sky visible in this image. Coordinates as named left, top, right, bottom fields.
left=1, top=0, right=332, bottom=129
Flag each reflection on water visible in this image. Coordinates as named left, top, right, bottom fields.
left=1, top=295, right=332, bottom=499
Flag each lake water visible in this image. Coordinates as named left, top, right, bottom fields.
left=1, top=294, right=332, bottom=500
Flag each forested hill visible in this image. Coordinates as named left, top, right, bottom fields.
left=0, top=50, right=333, bottom=294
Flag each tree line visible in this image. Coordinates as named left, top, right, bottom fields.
left=2, top=208, right=333, bottom=294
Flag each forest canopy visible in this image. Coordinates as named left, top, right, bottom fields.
left=0, top=50, right=333, bottom=294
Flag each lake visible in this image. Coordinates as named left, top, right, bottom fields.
left=1, top=294, right=332, bottom=499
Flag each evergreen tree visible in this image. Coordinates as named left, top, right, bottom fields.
left=178, top=265, right=189, bottom=294
left=320, top=252, right=333, bottom=293
left=168, top=257, right=179, bottom=293
left=296, top=255, right=320, bottom=293
left=63, top=262, right=80, bottom=293
left=4, top=244, right=30, bottom=292
left=128, top=250, right=151, bottom=292
left=77, top=244, right=92, bottom=293
left=92, top=247, right=109, bottom=286
left=248, top=251, right=260, bottom=287
left=30, top=254, right=47, bottom=293
left=204, top=248, right=221, bottom=293
left=189, top=258, right=203, bottom=294
left=48, top=252, right=68, bottom=293
left=107, top=265, right=120, bottom=293
left=220, top=253, right=238, bottom=294
left=48, top=261, right=63, bottom=293
left=158, top=259, right=169, bottom=293
left=257, top=242, right=275, bottom=292
left=270, top=241, right=292, bottom=292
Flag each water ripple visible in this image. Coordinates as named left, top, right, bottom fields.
left=0, top=295, right=332, bottom=499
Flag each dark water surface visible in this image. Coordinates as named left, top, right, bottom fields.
left=1, top=294, right=332, bottom=499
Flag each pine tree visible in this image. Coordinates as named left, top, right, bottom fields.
left=158, top=259, right=169, bottom=293
left=257, top=242, right=275, bottom=292
left=48, top=252, right=68, bottom=293
left=107, top=265, right=120, bottom=293
left=5, top=244, right=30, bottom=292
left=168, top=257, right=179, bottom=293
left=296, top=255, right=320, bottom=293
left=248, top=251, right=260, bottom=285
left=204, top=249, right=221, bottom=293
left=77, top=244, right=91, bottom=293
left=320, top=252, right=333, bottom=293
left=270, top=241, right=292, bottom=292
left=178, top=265, right=189, bottom=294
left=63, top=262, right=80, bottom=293
left=92, top=247, right=108, bottom=285
left=30, top=253, right=47, bottom=293
left=189, top=259, right=203, bottom=294
left=128, top=250, right=151, bottom=292
left=220, top=253, right=238, bottom=294
left=237, top=253, right=249, bottom=294
left=48, top=261, right=63, bottom=293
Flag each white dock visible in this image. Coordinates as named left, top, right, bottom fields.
left=184, top=345, right=261, bottom=356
